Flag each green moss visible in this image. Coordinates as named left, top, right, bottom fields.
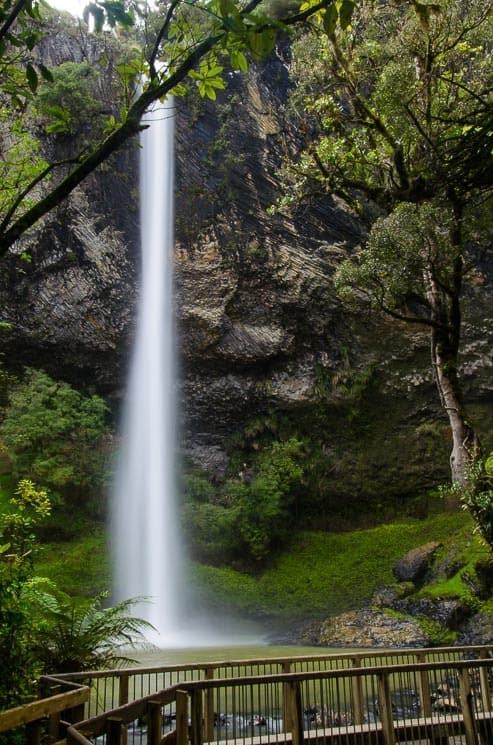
left=416, top=618, right=457, bottom=645
left=35, top=527, right=110, bottom=597
left=189, top=512, right=472, bottom=621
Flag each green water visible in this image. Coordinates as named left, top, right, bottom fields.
left=134, top=644, right=345, bottom=667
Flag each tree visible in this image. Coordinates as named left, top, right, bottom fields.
left=281, top=0, right=492, bottom=486
left=0, top=0, right=346, bottom=257
left=0, top=479, right=51, bottom=709
left=226, top=437, right=304, bottom=560
left=0, top=478, right=151, bottom=709
left=0, top=368, right=110, bottom=513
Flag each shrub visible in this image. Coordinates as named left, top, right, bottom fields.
left=0, top=369, right=111, bottom=515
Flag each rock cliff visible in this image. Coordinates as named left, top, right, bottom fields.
left=0, top=19, right=491, bottom=510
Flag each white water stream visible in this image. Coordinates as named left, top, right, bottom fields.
left=112, top=100, right=185, bottom=642
left=112, top=100, right=265, bottom=648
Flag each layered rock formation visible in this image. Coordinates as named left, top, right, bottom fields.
left=0, top=18, right=491, bottom=505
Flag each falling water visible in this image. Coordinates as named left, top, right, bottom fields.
left=112, top=99, right=265, bottom=648
left=112, top=99, right=184, bottom=642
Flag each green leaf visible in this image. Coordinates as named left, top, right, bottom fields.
left=38, top=64, right=54, bottom=83
left=248, top=28, right=276, bottom=59
left=100, top=0, right=134, bottom=28
left=170, top=81, right=188, bottom=97
left=323, top=4, right=338, bottom=36
left=230, top=50, right=248, bottom=72
left=219, top=0, right=236, bottom=16
left=338, top=0, right=354, bottom=29
left=26, top=64, right=38, bottom=94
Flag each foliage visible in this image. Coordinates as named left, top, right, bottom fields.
left=0, top=479, right=51, bottom=709
left=0, top=479, right=149, bottom=713
left=36, top=61, right=105, bottom=137
left=182, top=500, right=238, bottom=563
left=0, top=368, right=111, bottom=513
left=0, top=0, right=348, bottom=255
left=183, top=438, right=304, bottom=563
left=231, top=437, right=304, bottom=560
left=441, top=453, right=493, bottom=551
left=287, top=0, right=492, bottom=214
left=0, top=0, right=51, bottom=105
left=282, top=0, right=493, bottom=485
left=31, top=592, right=153, bottom=673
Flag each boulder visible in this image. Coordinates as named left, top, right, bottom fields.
left=393, top=542, right=441, bottom=584
left=455, top=611, right=493, bottom=646
left=392, top=598, right=470, bottom=630
left=318, top=609, right=428, bottom=648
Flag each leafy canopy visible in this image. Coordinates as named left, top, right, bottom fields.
left=0, top=0, right=347, bottom=256
left=284, top=0, right=492, bottom=214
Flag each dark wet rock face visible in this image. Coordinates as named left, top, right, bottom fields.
left=456, top=612, right=493, bottom=646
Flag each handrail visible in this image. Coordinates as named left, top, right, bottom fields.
left=65, top=653, right=493, bottom=745
left=54, top=643, right=493, bottom=681
left=0, top=677, right=89, bottom=739
left=2, top=645, right=492, bottom=745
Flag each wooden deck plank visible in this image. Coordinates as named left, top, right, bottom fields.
left=212, top=709, right=493, bottom=745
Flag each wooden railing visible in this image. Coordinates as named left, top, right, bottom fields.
left=1, top=646, right=492, bottom=745
left=0, top=676, right=89, bottom=745
left=64, top=655, right=493, bottom=745
left=54, top=644, right=493, bottom=719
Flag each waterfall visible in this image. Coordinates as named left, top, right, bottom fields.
left=111, top=98, right=265, bottom=648
left=112, top=99, right=185, bottom=642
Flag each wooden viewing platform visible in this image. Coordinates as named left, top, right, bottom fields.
left=0, top=645, right=492, bottom=745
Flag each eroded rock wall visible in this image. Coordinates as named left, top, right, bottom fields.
left=0, top=21, right=491, bottom=506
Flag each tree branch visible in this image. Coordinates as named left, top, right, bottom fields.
left=0, top=0, right=336, bottom=254
left=0, top=0, right=31, bottom=43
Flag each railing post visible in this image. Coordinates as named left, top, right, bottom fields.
left=416, top=652, right=432, bottom=717
left=458, top=668, right=480, bottom=745
left=479, top=651, right=492, bottom=713
left=106, top=716, right=125, bottom=745
left=377, top=672, right=396, bottom=745
left=351, top=658, right=365, bottom=725
left=47, top=711, right=61, bottom=743
left=25, top=719, right=43, bottom=745
left=191, top=689, right=203, bottom=745
left=282, top=663, right=292, bottom=733
left=176, top=689, right=189, bottom=745
left=119, top=673, right=130, bottom=706
left=286, top=680, right=303, bottom=745
left=147, top=700, right=163, bottom=745
left=203, top=667, right=215, bottom=742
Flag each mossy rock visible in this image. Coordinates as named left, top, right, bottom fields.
left=317, top=609, right=429, bottom=648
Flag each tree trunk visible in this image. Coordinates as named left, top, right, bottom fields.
left=431, top=325, right=479, bottom=487
left=427, top=206, right=480, bottom=486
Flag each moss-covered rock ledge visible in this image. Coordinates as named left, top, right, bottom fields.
left=295, top=539, right=493, bottom=648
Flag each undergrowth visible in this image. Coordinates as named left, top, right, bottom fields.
left=189, top=512, right=473, bottom=621
left=28, top=508, right=490, bottom=628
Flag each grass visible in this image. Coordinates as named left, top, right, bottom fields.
left=8, top=493, right=489, bottom=627
left=35, top=526, right=111, bottom=598
left=190, top=511, right=474, bottom=621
